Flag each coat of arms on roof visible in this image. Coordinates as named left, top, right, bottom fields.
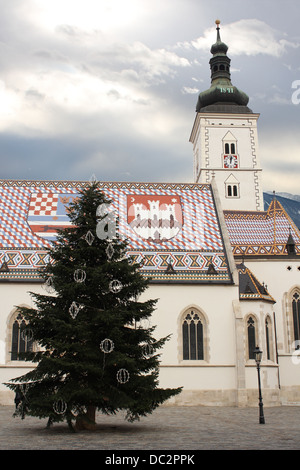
left=27, top=192, right=79, bottom=241
left=127, top=194, right=183, bottom=242
left=0, top=181, right=232, bottom=283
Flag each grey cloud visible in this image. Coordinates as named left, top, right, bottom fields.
left=25, top=88, right=45, bottom=101
left=0, top=1, right=298, bottom=193
left=33, top=50, right=69, bottom=64
left=190, top=19, right=300, bottom=57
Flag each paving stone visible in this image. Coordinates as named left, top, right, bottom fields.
left=0, top=405, right=299, bottom=451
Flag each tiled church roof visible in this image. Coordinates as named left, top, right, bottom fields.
left=224, top=198, right=300, bottom=257
left=0, top=180, right=232, bottom=283
left=237, top=263, right=275, bottom=303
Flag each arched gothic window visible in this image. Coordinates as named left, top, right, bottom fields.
left=247, top=316, right=256, bottom=359
left=11, top=313, right=33, bottom=361
left=265, top=317, right=271, bottom=360
left=182, top=310, right=204, bottom=360
left=292, top=292, right=300, bottom=342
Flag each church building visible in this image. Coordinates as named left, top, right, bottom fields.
left=0, top=21, right=300, bottom=407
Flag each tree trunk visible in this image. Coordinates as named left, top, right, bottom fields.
left=75, top=405, right=97, bottom=431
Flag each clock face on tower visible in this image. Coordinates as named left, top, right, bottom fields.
left=223, top=155, right=238, bottom=168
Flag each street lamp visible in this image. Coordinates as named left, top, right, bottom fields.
left=253, top=346, right=265, bottom=424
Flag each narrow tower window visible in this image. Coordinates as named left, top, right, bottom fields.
left=265, top=317, right=271, bottom=360
left=226, top=183, right=239, bottom=198
left=247, top=316, right=256, bottom=359
left=292, top=292, right=300, bottom=342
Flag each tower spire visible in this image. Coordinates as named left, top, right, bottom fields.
left=195, top=20, right=251, bottom=113
left=210, top=19, right=230, bottom=83
left=215, top=19, right=222, bottom=43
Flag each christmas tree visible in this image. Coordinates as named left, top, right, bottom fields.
left=5, top=182, right=182, bottom=431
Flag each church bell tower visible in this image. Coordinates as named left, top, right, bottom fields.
left=189, top=20, right=264, bottom=211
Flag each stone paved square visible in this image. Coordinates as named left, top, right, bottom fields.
left=0, top=405, right=299, bottom=451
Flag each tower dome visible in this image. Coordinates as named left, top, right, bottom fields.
left=196, top=20, right=252, bottom=114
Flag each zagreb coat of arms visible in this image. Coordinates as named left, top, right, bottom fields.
left=127, top=194, right=183, bottom=242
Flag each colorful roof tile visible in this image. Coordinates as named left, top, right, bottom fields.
left=224, top=198, right=300, bottom=257
left=0, top=180, right=232, bottom=283
left=237, top=263, right=275, bottom=303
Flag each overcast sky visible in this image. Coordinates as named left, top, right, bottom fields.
left=0, top=0, right=299, bottom=193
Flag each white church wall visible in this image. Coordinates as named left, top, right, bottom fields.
left=244, top=365, right=280, bottom=406
left=245, top=259, right=300, bottom=351
left=235, top=298, right=280, bottom=405
left=244, top=258, right=300, bottom=403
left=1, top=279, right=240, bottom=406
left=145, top=283, right=239, bottom=365
left=1, top=259, right=299, bottom=406
left=0, top=282, right=43, bottom=404
left=143, top=282, right=241, bottom=405
left=239, top=300, right=276, bottom=356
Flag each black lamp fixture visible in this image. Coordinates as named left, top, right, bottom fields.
left=253, top=346, right=265, bottom=424
left=254, top=345, right=263, bottom=365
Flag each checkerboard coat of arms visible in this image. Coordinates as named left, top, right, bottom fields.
left=127, top=194, right=183, bottom=242
left=27, top=193, right=79, bottom=241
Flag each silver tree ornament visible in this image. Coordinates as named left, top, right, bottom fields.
left=74, top=269, right=86, bottom=283
left=109, top=279, right=123, bottom=293
left=100, top=338, right=114, bottom=354
left=116, top=368, right=130, bottom=384
left=53, top=399, right=67, bottom=415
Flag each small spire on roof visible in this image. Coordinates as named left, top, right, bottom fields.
left=0, top=261, right=10, bottom=272
left=286, top=225, right=296, bottom=255
left=215, top=19, right=221, bottom=41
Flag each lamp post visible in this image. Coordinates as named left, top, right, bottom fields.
left=253, top=346, right=265, bottom=424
